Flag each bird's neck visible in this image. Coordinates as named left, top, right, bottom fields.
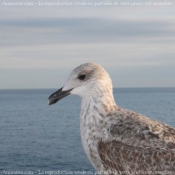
left=80, top=90, right=117, bottom=126
left=79, top=91, right=118, bottom=169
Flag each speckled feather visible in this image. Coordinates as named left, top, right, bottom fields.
left=53, top=63, right=175, bottom=175
left=80, top=98, right=175, bottom=174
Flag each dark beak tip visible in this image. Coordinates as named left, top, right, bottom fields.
left=48, top=87, right=72, bottom=106
left=48, top=97, right=59, bottom=105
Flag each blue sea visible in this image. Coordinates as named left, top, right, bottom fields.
left=0, top=88, right=175, bottom=175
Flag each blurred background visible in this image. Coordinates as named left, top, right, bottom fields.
left=0, top=0, right=175, bottom=89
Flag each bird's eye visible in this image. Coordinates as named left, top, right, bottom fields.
left=78, top=74, right=86, bottom=80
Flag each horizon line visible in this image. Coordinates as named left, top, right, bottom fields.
left=0, top=87, right=175, bottom=90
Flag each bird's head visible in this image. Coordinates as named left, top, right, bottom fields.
left=48, top=63, right=113, bottom=105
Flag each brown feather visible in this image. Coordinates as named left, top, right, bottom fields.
left=98, top=140, right=175, bottom=175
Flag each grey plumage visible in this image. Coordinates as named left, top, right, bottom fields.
left=48, top=63, right=175, bottom=175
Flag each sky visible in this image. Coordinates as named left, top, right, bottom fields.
left=0, top=0, right=175, bottom=89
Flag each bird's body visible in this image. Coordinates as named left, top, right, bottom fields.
left=48, top=63, right=175, bottom=175
left=80, top=101, right=175, bottom=174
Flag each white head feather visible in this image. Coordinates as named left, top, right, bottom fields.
left=62, top=63, right=114, bottom=99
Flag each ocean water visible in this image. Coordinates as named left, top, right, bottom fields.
left=0, top=88, right=175, bottom=175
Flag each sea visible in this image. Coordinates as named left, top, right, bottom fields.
left=0, top=88, right=175, bottom=175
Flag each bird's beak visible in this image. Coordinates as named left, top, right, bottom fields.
left=48, top=87, right=72, bottom=105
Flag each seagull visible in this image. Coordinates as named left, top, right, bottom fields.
left=48, top=63, right=175, bottom=175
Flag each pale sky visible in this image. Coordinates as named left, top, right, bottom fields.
left=0, top=0, right=175, bottom=89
